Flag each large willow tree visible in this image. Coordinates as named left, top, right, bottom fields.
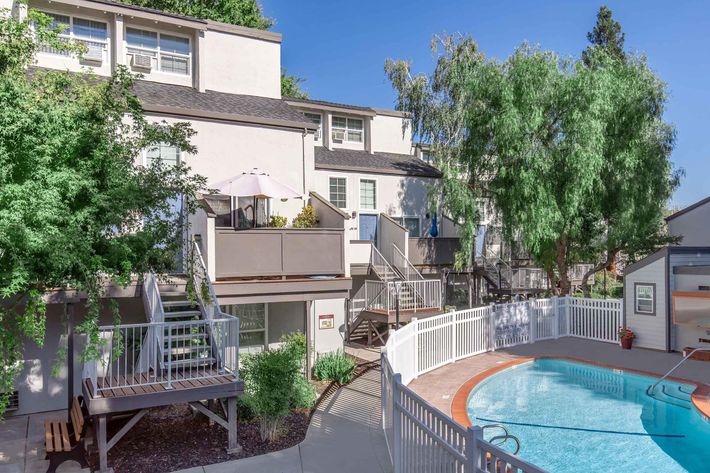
left=0, top=9, right=205, bottom=416
left=386, top=35, right=679, bottom=295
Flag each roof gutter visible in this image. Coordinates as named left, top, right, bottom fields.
left=142, top=104, right=319, bottom=132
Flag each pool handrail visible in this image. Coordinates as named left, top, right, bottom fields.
left=648, top=347, right=710, bottom=394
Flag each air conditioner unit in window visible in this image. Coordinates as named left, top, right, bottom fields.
left=81, top=43, right=103, bottom=63
left=332, top=130, right=345, bottom=142
left=131, top=53, right=152, bottom=70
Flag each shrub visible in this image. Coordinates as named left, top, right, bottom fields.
left=313, top=351, right=357, bottom=385
left=281, top=331, right=307, bottom=362
left=240, top=348, right=299, bottom=441
left=269, top=215, right=287, bottom=228
left=291, top=375, right=317, bottom=410
left=291, top=204, right=319, bottom=228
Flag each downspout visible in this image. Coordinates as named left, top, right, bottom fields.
left=302, top=128, right=307, bottom=207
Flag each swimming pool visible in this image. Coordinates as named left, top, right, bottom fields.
left=466, top=358, right=710, bottom=472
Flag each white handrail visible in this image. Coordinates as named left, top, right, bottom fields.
left=392, top=243, right=424, bottom=281
left=648, top=347, right=710, bottom=394
left=371, top=244, right=399, bottom=283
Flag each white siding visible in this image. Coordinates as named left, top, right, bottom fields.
left=203, top=28, right=281, bottom=98
left=624, top=257, right=667, bottom=350
left=668, top=200, right=710, bottom=246
left=370, top=114, right=413, bottom=155
left=313, top=169, right=440, bottom=242
left=149, top=114, right=313, bottom=222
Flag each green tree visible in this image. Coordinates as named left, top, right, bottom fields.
left=386, top=36, right=679, bottom=295
left=121, top=0, right=273, bottom=29
left=582, top=5, right=626, bottom=66
left=281, top=69, right=308, bottom=99
left=0, top=9, right=205, bottom=417
left=121, top=0, right=309, bottom=98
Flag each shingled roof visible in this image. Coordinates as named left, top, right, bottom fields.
left=314, top=147, right=442, bottom=178
left=133, top=81, right=314, bottom=129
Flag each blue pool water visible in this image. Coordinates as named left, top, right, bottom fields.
left=467, top=358, right=710, bottom=472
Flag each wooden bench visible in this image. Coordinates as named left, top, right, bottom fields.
left=44, top=396, right=89, bottom=473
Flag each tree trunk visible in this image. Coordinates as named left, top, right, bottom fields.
left=580, top=249, right=618, bottom=298
left=555, top=237, right=571, bottom=296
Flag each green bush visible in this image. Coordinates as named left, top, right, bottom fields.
left=241, top=348, right=299, bottom=441
left=313, top=351, right=357, bottom=385
left=291, top=204, right=319, bottom=228
left=269, top=215, right=287, bottom=228
left=240, top=331, right=316, bottom=441
left=291, top=375, right=317, bottom=410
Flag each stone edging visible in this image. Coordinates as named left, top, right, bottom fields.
left=450, top=355, right=710, bottom=427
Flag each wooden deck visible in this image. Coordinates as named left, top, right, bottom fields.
left=91, top=369, right=237, bottom=398
left=83, top=369, right=243, bottom=416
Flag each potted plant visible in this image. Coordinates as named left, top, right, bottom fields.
left=618, top=327, right=635, bottom=349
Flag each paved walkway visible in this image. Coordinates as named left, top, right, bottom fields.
left=0, top=368, right=391, bottom=473
left=408, top=337, right=710, bottom=416
left=173, top=367, right=391, bottom=473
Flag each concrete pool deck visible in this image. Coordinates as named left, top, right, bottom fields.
left=407, top=337, right=710, bottom=418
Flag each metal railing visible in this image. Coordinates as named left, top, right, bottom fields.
left=371, top=245, right=399, bottom=283
left=364, top=279, right=442, bottom=314
left=85, top=317, right=239, bottom=395
left=392, top=243, right=424, bottom=282
left=648, top=348, right=710, bottom=395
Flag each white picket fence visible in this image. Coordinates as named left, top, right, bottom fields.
left=381, top=296, right=621, bottom=472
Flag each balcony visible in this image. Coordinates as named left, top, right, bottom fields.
left=214, top=227, right=345, bottom=279
left=407, top=237, right=461, bottom=268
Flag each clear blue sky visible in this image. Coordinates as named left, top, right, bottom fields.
left=260, top=0, right=709, bottom=208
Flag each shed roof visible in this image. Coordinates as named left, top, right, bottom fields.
left=665, top=195, right=710, bottom=222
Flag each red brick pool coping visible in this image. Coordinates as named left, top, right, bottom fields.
left=451, top=355, right=710, bottom=428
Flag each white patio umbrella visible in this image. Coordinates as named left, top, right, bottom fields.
left=210, top=169, right=302, bottom=227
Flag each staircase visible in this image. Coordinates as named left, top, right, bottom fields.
left=477, top=255, right=513, bottom=291
left=347, top=245, right=442, bottom=345
left=140, top=239, right=237, bottom=380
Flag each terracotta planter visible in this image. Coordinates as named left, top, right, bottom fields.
left=621, top=336, right=633, bottom=350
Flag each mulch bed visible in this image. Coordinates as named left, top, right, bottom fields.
left=87, top=405, right=309, bottom=473
left=86, top=359, right=379, bottom=473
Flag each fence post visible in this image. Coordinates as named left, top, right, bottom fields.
left=488, top=303, right=496, bottom=352
left=565, top=295, right=571, bottom=336
left=552, top=296, right=559, bottom=338
left=392, top=373, right=402, bottom=473
left=466, top=425, right=484, bottom=473
left=528, top=298, right=536, bottom=344
left=451, top=308, right=457, bottom=363
left=412, top=318, right=419, bottom=379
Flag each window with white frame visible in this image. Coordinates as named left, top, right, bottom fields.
left=304, top=112, right=322, bottom=140
left=145, top=143, right=180, bottom=167
left=360, top=179, right=376, bottom=210
left=332, top=116, right=363, bottom=143
left=126, top=27, right=191, bottom=75
left=329, top=177, right=347, bottom=208
left=396, top=217, right=421, bottom=238
left=635, top=283, right=655, bottom=315
left=38, top=11, right=108, bottom=60
left=222, top=303, right=267, bottom=352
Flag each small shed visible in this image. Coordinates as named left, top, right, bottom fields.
left=623, top=247, right=710, bottom=352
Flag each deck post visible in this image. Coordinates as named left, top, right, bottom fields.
left=226, top=396, right=242, bottom=454
left=465, top=425, right=483, bottom=473
left=95, top=414, right=113, bottom=473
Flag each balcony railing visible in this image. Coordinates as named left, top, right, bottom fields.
left=214, top=227, right=345, bottom=279
left=364, top=279, right=442, bottom=315
left=83, top=317, right=239, bottom=396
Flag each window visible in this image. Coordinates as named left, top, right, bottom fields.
left=635, top=283, right=655, bottom=315
left=329, top=177, right=347, bottom=208
left=126, top=28, right=191, bottom=75
left=145, top=143, right=180, bottom=167
left=37, top=12, right=107, bottom=59
left=421, top=150, right=432, bottom=164
left=332, top=116, right=363, bottom=143
left=222, top=303, right=267, bottom=352
left=360, top=179, right=376, bottom=210
left=304, top=112, right=322, bottom=140
left=396, top=217, right=421, bottom=238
